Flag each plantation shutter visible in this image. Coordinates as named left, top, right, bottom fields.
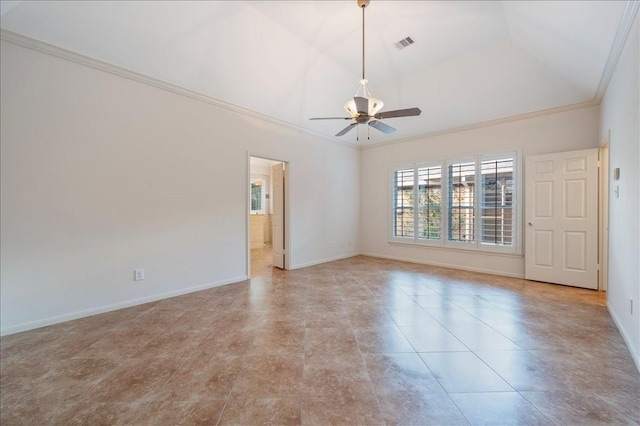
left=480, top=158, right=514, bottom=246
left=393, top=168, right=415, bottom=238
left=391, top=152, right=519, bottom=253
left=417, top=166, right=442, bottom=240
left=448, top=162, right=476, bottom=242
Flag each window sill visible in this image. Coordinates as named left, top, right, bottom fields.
left=387, top=240, right=523, bottom=258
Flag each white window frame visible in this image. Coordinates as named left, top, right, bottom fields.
left=476, top=152, right=519, bottom=253
left=390, top=149, right=522, bottom=255
left=390, top=162, right=444, bottom=248
left=416, top=162, right=444, bottom=244
left=444, top=155, right=477, bottom=251
left=390, top=164, right=417, bottom=243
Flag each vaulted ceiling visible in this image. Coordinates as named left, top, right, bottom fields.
left=0, top=1, right=635, bottom=145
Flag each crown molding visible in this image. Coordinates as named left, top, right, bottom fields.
left=3, top=0, right=635, bottom=154
left=595, top=0, right=639, bottom=101
left=359, top=99, right=600, bottom=150
left=362, top=1, right=638, bottom=151
left=0, top=29, right=359, bottom=150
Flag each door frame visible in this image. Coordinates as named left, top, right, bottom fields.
left=247, top=153, right=290, bottom=278
left=599, top=140, right=610, bottom=291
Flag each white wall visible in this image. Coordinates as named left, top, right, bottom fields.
left=0, top=40, right=360, bottom=335
left=599, top=13, right=639, bottom=369
left=360, top=106, right=600, bottom=277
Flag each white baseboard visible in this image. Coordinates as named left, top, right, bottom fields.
left=360, top=252, right=525, bottom=279
left=607, top=303, right=640, bottom=372
left=0, top=275, right=248, bottom=337
left=290, top=253, right=360, bottom=270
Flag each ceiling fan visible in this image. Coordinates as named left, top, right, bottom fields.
left=310, top=0, right=421, bottom=138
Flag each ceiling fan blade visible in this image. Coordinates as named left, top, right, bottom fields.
left=354, top=97, right=369, bottom=115
left=310, top=117, right=353, bottom=120
left=369, top=120, right=396, bottom=134
left=374, top=107, right=422, bottom=119
left=336, top=122, right=358, bottom=136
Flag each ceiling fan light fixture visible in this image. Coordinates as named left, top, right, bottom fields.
left=308, top=0, right=421, bottom=138
left=369, top=97, right=384, bottom=115
left=344, top=98, right=357, bottom=116
left=343, top=96, right=384, bottom=117
left=344, top=78, right=384, bottom=116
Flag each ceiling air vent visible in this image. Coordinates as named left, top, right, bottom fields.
left=395, top=36, right=415, bottom=50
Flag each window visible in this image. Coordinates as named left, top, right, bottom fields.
left=418, top=166, right=442, bottom=240
left=448, top=162, right=475, bottom=243
left=480, top=158, right=514, bottom=246
left=250, top=177, right=267, bottom=214
left=391, top=151, right=520, bottom=254
left=393, top=168, right=415, bottom=238
left=393, top=165, right=442, bottom=240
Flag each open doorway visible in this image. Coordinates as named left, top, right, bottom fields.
left=248, top=155, right=288, bottom=278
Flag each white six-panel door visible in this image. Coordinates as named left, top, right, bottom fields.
left=525, top=148, right=598, bottom=289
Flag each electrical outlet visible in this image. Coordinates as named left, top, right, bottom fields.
left=134, top=269, right=145, bottom=281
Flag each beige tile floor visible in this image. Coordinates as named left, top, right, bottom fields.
left=1, top=248, right=639, bottom=425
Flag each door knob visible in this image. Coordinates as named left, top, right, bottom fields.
left=528, top=222, right=533, bottom=226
